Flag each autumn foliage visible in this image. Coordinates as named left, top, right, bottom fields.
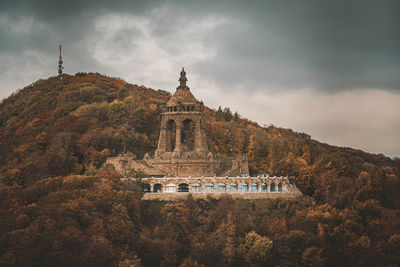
left=0, top=73, right=399, bottom=266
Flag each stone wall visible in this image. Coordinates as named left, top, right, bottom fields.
left=105, top=153, right=165, bottom=176
left=123, top=176, right=303, bottom=200
left=106, top=153, right=249, bottom=178
left=142, top=191, right=302, bottom=201
left=139, top=176, right=295, bottom=190
left=145, top=157, right=223, bottom=177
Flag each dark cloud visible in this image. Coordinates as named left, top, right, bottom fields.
left=1, top=0, right=399, bottom=91
left=190, top=0, right=400, bottom=91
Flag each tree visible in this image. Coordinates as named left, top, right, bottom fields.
left=106, top=204, right=134, bottom=244
left=213, top=212, right=237, bottom=265
left=301, top=247, right=325, bottom=267
left=278, top=230, right=310, bottom=267
left=240, top=231, right=273, bottom=266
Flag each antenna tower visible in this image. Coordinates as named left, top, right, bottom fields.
left=57, top=45, right=64, bottom=75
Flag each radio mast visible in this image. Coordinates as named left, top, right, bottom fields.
left=57, top=45, right=64, bottom=75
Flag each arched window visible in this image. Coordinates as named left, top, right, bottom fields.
left=182, top=119, right=195, bottom=151
left=251, top=183, right=258, bottom=192
left=191, top=183, right=201, bottom=193
left=166, top=184, right=176, bottom=192
left=261, top=183, right=267, bottom=192
left=278, top=183, right=282, bottom=192
left=167, top=120, right=176, bottom=152
left=229, top=183, right=238, bottom=192
left=217, top=183, right=226, bottom=192
left=205, top=183, right=214, bottom=192
left=178, top=183, right=189, bottom=192
left=153, top=183, right=162, bottom=193
left=142, top=183, right=151, bottom=193
left=270, top=183, right=275, bottom=192
left=240, top=183, right=248, bottom=192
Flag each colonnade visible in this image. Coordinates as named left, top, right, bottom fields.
left=137, top=177, right=291, bottom=194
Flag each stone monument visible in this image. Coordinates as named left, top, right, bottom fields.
left=106, top=68, right=249, bottom=177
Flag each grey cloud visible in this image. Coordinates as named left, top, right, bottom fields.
left=190, top=0, right=400, bottom=92
left=1, top=0, right=399, bottom=92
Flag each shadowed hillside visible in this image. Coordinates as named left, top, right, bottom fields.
left=1, top=73, right=399, bottom=266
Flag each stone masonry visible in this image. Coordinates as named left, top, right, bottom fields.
left=106, top=68, right=249, bottom=177
left=105, top=68, right=302, bottom=199
left=122, top=176, right=302, bottom=200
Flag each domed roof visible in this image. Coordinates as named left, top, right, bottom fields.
left=166, top=68, right=199, bottom=107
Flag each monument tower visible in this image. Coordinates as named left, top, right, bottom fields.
left=106, top=68, right=249, bottom=177
left=155, top=67, right=208, bottom=159
left=104, top=68, right=302, bottom=198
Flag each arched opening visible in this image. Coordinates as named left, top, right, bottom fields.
left=142, top=183, right=151, bottom=193
left=153, top=183, right=162, bottom=193
left=217, top=183, right=226, bottom=192
left=165, top=183, right=176, bottom=192
left=191, top=183, right=201, bottom=193
left=278, top=183, right=283, bottom=192
left=261, top=183, right=267, bottom=192
left=251, top=183, right=258, bottom=192
left=167, top=120, right=176, bottom=152
left=229, top=183, right=238, bottom=192
left=181, top=119, right=195, bottom=151
left=178, top=183, right=189, bottom=192
left=240, top=183, right=248, bottom=192
left=204, top=183, right=214, bottom=192
left=270, top=183, right=275, bottom=192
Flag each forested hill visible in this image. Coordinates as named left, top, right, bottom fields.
left=1, top=73, right=400, bottom=266
left=1, top=72, right=398, bottom=206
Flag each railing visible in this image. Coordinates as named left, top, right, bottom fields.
left=144, top=186, right=289, bottom=194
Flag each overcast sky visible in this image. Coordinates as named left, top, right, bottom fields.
left=1, top=0, right=399, bottom=157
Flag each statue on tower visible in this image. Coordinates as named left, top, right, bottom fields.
left=178, top=67, right=188, bottom=88
left=57, top=45, right=64, bottom=75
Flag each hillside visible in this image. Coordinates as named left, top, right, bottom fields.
left=1, top=73, right=399, bottom=206
left=1, top=73, right=400, bottom=266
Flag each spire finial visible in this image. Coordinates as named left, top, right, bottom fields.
left=58, top=45, right=64, bottom=75
left=179, top=67, right=187, bottom=88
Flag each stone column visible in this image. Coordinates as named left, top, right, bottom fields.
left=174, top=121, right=182, bottom=155
left=195, top=118, right=208, bottom=155
left=155, top=117, right=167, bottom=158
left=194, top=119, right=201, bottom=153
left=201, top=122, right=209, bottom=153
left=150, top=183, right=154, bottom=193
